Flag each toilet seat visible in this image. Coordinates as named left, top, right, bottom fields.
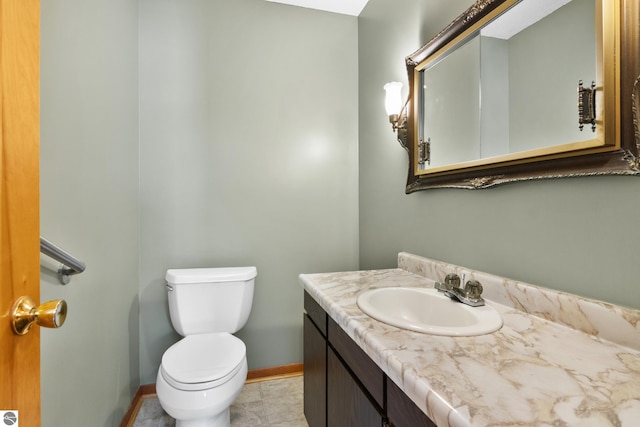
left=161, top=333, right=246, bottom=391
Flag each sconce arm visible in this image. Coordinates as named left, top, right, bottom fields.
left=391, top=99, right=410, bottom=149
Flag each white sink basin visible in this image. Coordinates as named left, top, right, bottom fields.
left=357, top=287, right=503, bottom=336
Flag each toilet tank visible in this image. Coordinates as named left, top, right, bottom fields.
left=165, top=266, right=256, bottom=336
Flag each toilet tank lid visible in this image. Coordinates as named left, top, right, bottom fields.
left=166, top=266, right=257, bottom=284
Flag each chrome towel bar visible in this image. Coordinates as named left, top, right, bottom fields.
left=40, top=237, right=86, bottom=284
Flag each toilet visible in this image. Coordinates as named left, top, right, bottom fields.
left=156, top=266, right=257, bottom=427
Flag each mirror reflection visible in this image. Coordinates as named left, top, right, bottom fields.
left=419, top=0, right=596, bottom=170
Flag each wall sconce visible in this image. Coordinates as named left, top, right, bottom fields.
left=384, top=81, right=408, bottom=149
left=384, top=81, right=405, bottom=131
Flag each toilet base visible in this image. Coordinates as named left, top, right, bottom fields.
left=157, top=356, right=247, bottom=427
left=176, top=408, right=229, bottom=427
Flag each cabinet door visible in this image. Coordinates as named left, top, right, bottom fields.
left=387, top=378, right=437, bottom=427
left=328, top=318, right=384, bottom=408
left=327, top=347, right=383, bottom=427
left=304, top=315, right=326, bottom=427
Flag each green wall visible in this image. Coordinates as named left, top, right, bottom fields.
left=508, top=0, right=595, bottom=151
left=137, top=0, right=359, bottom=384
left=359, top=0, right=640, bottom=310
left=41, top=0, right=357, bottom=423
left=40, top=0, right=140, bottom=425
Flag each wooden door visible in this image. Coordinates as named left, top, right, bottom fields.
left=0, top=0, right=41, bottom=425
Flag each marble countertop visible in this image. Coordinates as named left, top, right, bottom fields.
left=299, top=253, right=640, bottom=427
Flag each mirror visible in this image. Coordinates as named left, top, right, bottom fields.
left=399, top=0, right=640, bottom=191
left=421, top=0, right=598, bottom=168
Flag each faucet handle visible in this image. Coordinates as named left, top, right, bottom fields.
left=464, top=280, right=483, bottom=300
left=443, top=273, right=460, bottom=290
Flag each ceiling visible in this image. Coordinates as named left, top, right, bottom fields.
left=481, top=0, right=572, bottom=39
left=265, top=0, right=370, bottom=16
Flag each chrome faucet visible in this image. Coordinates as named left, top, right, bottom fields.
left=435, top=273, right=485, bottom=307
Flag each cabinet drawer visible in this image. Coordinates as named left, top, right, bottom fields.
left=304, top=291, right=327, bottom=336
left=328, top=317, right=385, bottom=408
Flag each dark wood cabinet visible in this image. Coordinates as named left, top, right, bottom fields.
left=304, top=314, right=326, bottom=427
left=303, top=291, right=435, bottom=427
left=387, top=377, right=437, bottom=427
left=328, top=347, right=384, bottom=427
left=328, top=317, right=385, bottom=409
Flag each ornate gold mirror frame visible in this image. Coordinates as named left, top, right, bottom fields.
left=398, top=0, right=640, bottom=192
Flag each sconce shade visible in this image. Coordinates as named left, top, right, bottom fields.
left=384, top=81, right=403, bottom=116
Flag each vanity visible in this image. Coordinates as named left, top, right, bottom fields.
left=303, top=286, right=436, bottom=427
left=300, top=252, right=640, bottom=427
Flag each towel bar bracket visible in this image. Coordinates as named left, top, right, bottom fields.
left=58, top=266, right=76, bottom=285
left=40, top=237, right=86, bottom=285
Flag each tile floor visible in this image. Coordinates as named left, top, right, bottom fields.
left=132, top=375, right=308, bottom=427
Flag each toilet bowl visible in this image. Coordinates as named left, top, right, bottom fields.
left=156, top=267, right=256, bottom=427
left=156, top=333, right=248, bottom=427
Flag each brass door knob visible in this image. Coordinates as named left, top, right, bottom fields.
left=10, top=296, right=67, bottom=335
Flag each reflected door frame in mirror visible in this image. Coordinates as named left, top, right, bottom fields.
left=399, top=0, right=640, bottom=192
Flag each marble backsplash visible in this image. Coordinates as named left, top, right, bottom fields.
left=398, top=252, right=640, bottom=351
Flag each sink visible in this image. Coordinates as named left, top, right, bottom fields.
left=357, top=287, right=503, bottom=336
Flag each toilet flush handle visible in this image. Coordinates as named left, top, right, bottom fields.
left=166, top=283, right=174, bottom=292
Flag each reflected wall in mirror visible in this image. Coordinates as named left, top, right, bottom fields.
left=421, top=0, right=596, bottom=168
left=400, top=0, right=640, bottom=191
